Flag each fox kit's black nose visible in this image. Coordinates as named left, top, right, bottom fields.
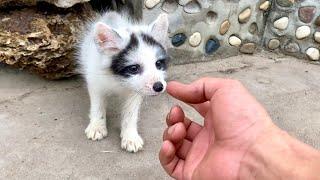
left=153, top=82, right=164, bottom=92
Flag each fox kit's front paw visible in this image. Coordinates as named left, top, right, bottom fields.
left=121, top=131, right=144, bottom=153
left=85, top=121, right=107, bottom=141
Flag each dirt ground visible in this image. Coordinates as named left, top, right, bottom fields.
left=1, top=53, right=319, bottom=179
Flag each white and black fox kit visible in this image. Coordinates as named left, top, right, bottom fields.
left=78, top=11, right=169, bottom=152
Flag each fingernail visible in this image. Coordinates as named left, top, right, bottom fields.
left=168, top=125, right=176, bottom=135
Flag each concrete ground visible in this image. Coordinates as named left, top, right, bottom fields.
left=0, top=53, right=319, bottom=179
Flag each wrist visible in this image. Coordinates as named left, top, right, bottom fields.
left=239, top=124, right=320, bottom=179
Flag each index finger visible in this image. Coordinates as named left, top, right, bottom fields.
left=166, top=77, right=232, bottom=104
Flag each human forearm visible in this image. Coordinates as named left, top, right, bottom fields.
left=239, top=125, right=320, bottom=180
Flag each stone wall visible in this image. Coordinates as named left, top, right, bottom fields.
left=263, top=0, right=320, bottom=61
left=143, top=0, right=320, bottom=64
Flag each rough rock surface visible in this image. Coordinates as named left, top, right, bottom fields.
left=0, top=0, right=37, bottom=7
left=0, top=5, right=93, bottom=79
left=0, top=0, right=89, bottom=8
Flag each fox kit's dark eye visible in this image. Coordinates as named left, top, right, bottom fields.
left=155, top=59, right=166, bottom=70
left=126, top=64, right=141, bottom=75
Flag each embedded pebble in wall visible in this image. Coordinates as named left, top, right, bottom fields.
left=273, top=17, right=289, bottom=30
left=205, top=39, right=220, bottom=54
left=162, top=0, right=178, bottom=13
left=249, top=23, right=258, bottom=34
left=276, top=0, right=294, bottom=7
left=315, top=16, right=320, bottom=26
left=178, top=0, right=191, bottom=6
left=306, top=47, right=320, bottom=61
left=206, top=11, right=217, bottom=24
left=172, top=33, right=187, bottom=47
left=298, top=6, right=316, bottom=23
left=189, top=32, right=202, bottom=47
left=259, top=1, right=270, bottom=11
left=296, top=25, right=311, bottom=40
left=219, top=20, right=231, bottom=35
left=268, top=39, right=280, bottom=50
left=238, top=8, right=251, bottom=23
left=314, top=32, right=320, bottom=43
left=284, top=42, right=300, bottom=53
left=145, top=0, right=161, bottom=9
left=240, top=43, right=256, bottom=54
left=229, top=36, right=242, bottom=46
left=184, top=1, right=201, bottom=14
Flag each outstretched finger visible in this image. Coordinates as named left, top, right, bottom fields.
left=167, top=78, right=231, bottom=104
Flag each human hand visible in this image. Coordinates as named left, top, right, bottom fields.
left=159, top=78, right=276, bottom=179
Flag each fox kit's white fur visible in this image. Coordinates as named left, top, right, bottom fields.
left=78, top=11, right=169, bottom=152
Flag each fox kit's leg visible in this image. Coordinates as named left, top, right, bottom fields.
left=85, top=82, right=108, bottom=141
left=120, top=93, right=144, bottom=152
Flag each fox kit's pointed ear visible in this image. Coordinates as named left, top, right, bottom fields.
left=150, top=13, right=169, bottom=45
left=94, top=22, right=123, bottom=53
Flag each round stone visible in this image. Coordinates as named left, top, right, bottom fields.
left=315, top=16, right=320, bottom=26
left=219, top=20, right=231, bottom=35
left=284, top=42, right=300, bottom=53
left=273, top=17, right=289, bottom=30
left=314, top=32, right=320, bottom=43
left=229, top=36, right=242, bottom=46
left=189, top=32, right=201, bottom=47
left=205, top=39, right=220, bottom=54
left=249, top=23, right=258, bottom=34
left=240, top=43, right=256, bottom=54
left=259, top=1, right=270, bottom=11
left=183, top=1, right=201, bottom=14
left=145, top=0, right=161, bottom=9
left=268, top=39, right=280, bottom=50
left=296, top=25, right=311, bottom=39
left=277, top=0, right=294, bottom=7
left=306, top=47, right=320, bottom=61
left=162, top=0, right=178, bottom=13
left=171, top=33, right=187, bottom=47
left=298, top=6, right=316, bottom=23
left=206, top=11, right=217, bottom=24
left=238, top=8, right=251, bottom=23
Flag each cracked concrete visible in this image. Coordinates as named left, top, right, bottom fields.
left=0, top=53, right=320, bottom=179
